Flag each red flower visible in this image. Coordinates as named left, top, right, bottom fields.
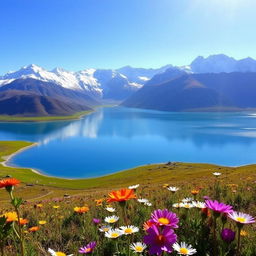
left=0, top=178, right=20, bottom=189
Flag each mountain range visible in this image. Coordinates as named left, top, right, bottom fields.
left=1, top=54, right=256, bottom=116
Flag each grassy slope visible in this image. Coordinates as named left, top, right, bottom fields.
left=0, top=111, right=92, bottom=122
left=0, top=141, right=256, bottom=202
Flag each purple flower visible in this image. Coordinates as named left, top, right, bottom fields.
left=203, top=196, right=211, bottom=200
left=221, top=228, right=236, bottom=243
left=151, top=209, right=179, bottom=228
left=93, top=218, right=101, bottom=225
left=143, top=225, right=177, bottom=255
left=79, top=241, right=96, bottom=254
left=205, top=200, right=233, bottom=214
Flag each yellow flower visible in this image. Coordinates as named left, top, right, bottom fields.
left=53, top=205, right=60, bottom=209
left=2, top=212, right=18, bottom=222
left=240, top=230, right=248, bottom=237
left=74, top=206, right=89, bottom=214
left=162, top=184, right=169, bottom=188
left=95, top=199, right=104, bottom=206
left=39, top=220, right=47, bottom=225
left=35, top=204, right=43, bottom=208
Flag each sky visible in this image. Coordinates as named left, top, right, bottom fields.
left=0, top=0, right=256, bottom=74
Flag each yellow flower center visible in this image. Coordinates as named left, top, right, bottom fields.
left=158, top=218, right=169, bottom=225
left=236, top=217, right=246, bottom=223
left=111, top=233, right=119, bottom=238
left=135, top=246, right=143, bottom=252
left=56, top=252, right=66, bottom=256
left=103, top=228, right=109, bottom=232
left=125, top=228, right=133, bottom=233
left=109, top=219, right=116, bottom=223
left=180, top=248, right=189, bottom=254
left=85, top=248, right=92, bottom=252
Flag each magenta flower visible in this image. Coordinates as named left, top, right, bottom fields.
left=143, top=225, right=177, bottom=255
left=205, top=200, right=233, bottom=214
left=93, top=218, right=101, bottom=225
left=221, top=228, right=236, bottom=243
left=79, top=241, right=96, bottom=254
left=150, top=209, right=179, bottom=228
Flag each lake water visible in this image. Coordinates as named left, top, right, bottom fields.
left=1, top=107, right=256, bottom=178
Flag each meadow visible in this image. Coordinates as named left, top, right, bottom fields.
left=0, top=141, right=255, bottom=255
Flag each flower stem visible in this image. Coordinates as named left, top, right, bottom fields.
left=236, top=226, right=242, bottom=256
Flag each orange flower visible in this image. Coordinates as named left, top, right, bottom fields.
left=191, top=189, right=200, bottom=195
left=95, top=199, right=104, bottom=206
left=29, top=226, right=39, bottom=232
left=107, top=189, right=136, bottom=203
left=74, top=206, right=89, bottom=214
left=0, top=178, right=20, bottom=189
left=2, top=212, right=18, bottom=222
left=143, top=220, right=154, bottom=231
left=19, top=218, right=29, bottom=225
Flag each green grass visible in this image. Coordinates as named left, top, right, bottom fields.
left=0, top=141, right=256, bottom=203
left=0, top=111, right=92, bottom=122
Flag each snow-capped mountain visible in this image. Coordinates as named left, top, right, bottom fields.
left=0, top=64, right=171, bottom=100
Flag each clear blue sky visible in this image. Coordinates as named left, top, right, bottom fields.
left=0, top=0, right=255, bottom=74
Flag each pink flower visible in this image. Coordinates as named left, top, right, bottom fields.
left=143, top=225, right=177, bottom=255
left=79, top=241, right=96, bottom=254
left=205, top=200, right=233, bottom=214
left=150, top=209, right=179, bottom=228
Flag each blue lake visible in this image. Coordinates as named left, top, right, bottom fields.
left=1, top=107, right=256, bottom=178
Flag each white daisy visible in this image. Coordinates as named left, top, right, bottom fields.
left=130, top=242, right=147, bottom=253
left=173, top=203, right=181, bottom=208
left=128, top=184, right=140, bottom=190
left=173, top=242, right=197, bottom=255
left=228, top=211, right=255, bottom=224
left=145, top=202, right=152, bottom=206
left=180, top=203, right=194, bottom=209
left=137, top=198, right=149, bottom=204
left=181, top=198, right=193, bottom=203
left=167, top=186, right=180, bottom=192
left=48, top=248, right=73, bottom=256
left=213, top=172, right=221, bottom=176
left=105, top=228, right=123, bottom=239
left=104, top=215, right=119, bottom=224
left=192, top=201, right=206, bottom=209
left=99, top=225, right=111, bottom=232
left=105, top=207, right=116, bottom=213
left=119, top=225, right=139, bottom=235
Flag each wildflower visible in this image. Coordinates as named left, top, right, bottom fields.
left=173, top=242, right=197, bottom=255
left=53, top=205, right=60, bottom=209
left=138, top=198, right=149, bottom=204
left=172, top=203, right=181, bottom=208
left=105, top=207, right=116, bottom=212
left=0, top=178, right=20, bottom=192
left=48, top=248, right=73, bottom=256
left=95, top=199, right=104, bottom=206
left=191, top=189, right=199, bottom=196
left=181, top=198, right=193, bottom=203
left=180, top=203, right=194, bottom=209
left=74, top=206, right=89, bottom=214
left=213, top=172, right=221, bottom=176
left=145, top=202, right=152, bottom=206
left=162, top=184, right=169, bottom=188
left=19, top=218, right=29, bottom=226
left=105, top=228, right=123, bottom=238
left=228, top=211, right=255, bottom=225
left=79, top=241, right=96, bottom=254
left=93, top=218, right=101, bottom=225
left=107, top=189, right=136, bottom=203
left=151, top=209, right=179, bottom=228
left=128, top=184, right=140, bottom=190
left=29, top=226, right=40, bottom=232
left=221, top=228, right=236, bottom=243
left=205, top=200, right=233, bottom=215
left=99, top=225, right=111, bottom=232
left=143, top=220, right=155, bottom=231
left=35, top=203, right=43, bottom=208
left=39, top=220, right=47, bottom=225
left=240, top=230, right=248, bottom=237
left=167, top=187, right=179, bottom=193
left=2, top=212, right=18, bottom=222
left=192, top=201, right=206, bottom=209
left=104, top=215, right=119, bottom=224
left=120, top=225, right=139, bottom=235
left=143, top=225, right=177, bottom=255
left=130, top=242, right=147, bottom=253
